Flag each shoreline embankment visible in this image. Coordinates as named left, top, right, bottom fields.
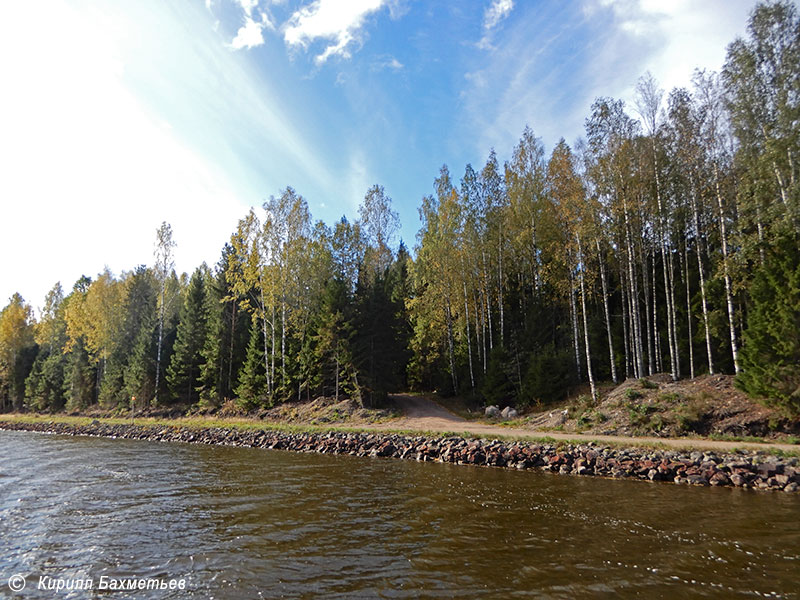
left=1, top=420, right=798, bottom=493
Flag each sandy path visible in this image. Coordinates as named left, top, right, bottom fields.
left=379, top=394, right=799, bottom=453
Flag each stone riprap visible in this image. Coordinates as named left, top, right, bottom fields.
left=1, top=420, right=797, bottom=493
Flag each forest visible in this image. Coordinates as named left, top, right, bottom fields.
left=1, top=1, right=798, bottom=417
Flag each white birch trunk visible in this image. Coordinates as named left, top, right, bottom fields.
left=714, top=164, right=740, bottom=373
left=577, top=235, right=597, bottom=402
left=689, top=182, right=714, bottom=375
left=596, top=238, right=617, bottom=383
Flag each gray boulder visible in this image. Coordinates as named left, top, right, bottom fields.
left=500, top=406, right=519, bottom=420
left=485, top=405, right=501, bottom=418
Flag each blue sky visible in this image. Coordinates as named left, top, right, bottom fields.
left=0, top=0, right=757, bottom=312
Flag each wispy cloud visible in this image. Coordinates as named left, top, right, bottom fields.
left=283, top=0, right=388, bottom=64
left=461, top=0, right=753, bottom=160
left=479, top=0, right=514, bottom=49
left=579, top=0, right=754, bottom=104
left=372, top=55, right=404, bottom=72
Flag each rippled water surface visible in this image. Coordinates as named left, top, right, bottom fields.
left=1, top=430, right=798, bottom=598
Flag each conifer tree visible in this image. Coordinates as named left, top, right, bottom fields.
left=481, top=346, right=516, bottom=407
left=25, top=283, right=68, bottom=412
left=63, top=338, right=94, bottom=412
left=122, top=267, right=158, bottom=407
left=314, top=277, right=358, bottom=402
left=236, top=320, right=268, bottom=409
left=166, top=267, right=209, bottom=404
left=737, top=234, right=800, bottom=415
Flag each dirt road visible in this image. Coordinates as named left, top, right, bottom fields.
left=383, top=394, right=799, bottom=453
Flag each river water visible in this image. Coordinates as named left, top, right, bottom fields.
left=0, top=430, right=798, bottom=599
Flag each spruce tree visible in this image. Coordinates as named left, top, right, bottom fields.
left=481, top=346, right=516, bottom=407
left=63, top=339, right=94, bottom=412
left=124, top=316, right=156, bottom=408
left=197, top=265, right=227, bottom=407
left=737, top=234, right=800, bottom=415
left=166, top=268, right=209, bottom=404
left=236, top=321, right=268, bottom=409
left=121, top=266, right=158, bottom=406
left=25, top=350, right=66, bottom=412
left=314, top=277, right=358, bottom=402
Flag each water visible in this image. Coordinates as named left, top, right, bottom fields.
left=0, top=430, right=798, bottom=599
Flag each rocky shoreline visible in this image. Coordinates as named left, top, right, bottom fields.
left=1, top=420, right=798, bottom=493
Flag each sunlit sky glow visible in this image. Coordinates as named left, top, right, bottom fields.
left=0, top=0, right=756, bottom=314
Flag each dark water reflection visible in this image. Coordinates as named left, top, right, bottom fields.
left=0, top=430, right=798, bottom=598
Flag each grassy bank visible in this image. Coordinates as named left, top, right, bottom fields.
left=3, top=412, right=800, bottom=457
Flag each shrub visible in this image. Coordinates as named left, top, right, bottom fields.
left=625, top=388, right=643, bottom=401
left=639, top=378, right=658, bottom=390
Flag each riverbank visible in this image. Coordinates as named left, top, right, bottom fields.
left=1, top=417, right=798, bottom=493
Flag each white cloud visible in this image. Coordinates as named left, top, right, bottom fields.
left=230, top=16, right=269, bottom=49
left=483, top=0, right=514, bottom=31
left=228, top=1, right=276, bottom=50
left=479, top=0, right=514, bottom=49
left=284, top=0, right=387, bottom=64
left=228, top=0, right=275, bottom=51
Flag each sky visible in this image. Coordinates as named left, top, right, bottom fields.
left=0, top=0, right=758, bottom=315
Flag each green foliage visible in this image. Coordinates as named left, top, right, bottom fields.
left=481, top=346, right=516, bottom=406
left=522, top=345, right=575, bottom=406
left=639, top=378, right=658, bottom=390
left=352, top=268, right=409, bottom=406
left=737, top=234, right=800, bottom=415
left=166, top=268, right=210, bottom=404
left=122, top=266, right=158, bottom=407
left=63, top=338, right=94, bottom=412
left=24, top=350, right=66, bottom=412
left=625, top=388, right=643, bottom=401
left=312, top=277, right=358, bottom=403
left=124, top=315, right=156, bottom=408
left=0, top=293, right=36, bottom=411
left=236, top=320, right=268, bottom=410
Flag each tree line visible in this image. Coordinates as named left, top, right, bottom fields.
left=1, top=1, right=798, bottom=415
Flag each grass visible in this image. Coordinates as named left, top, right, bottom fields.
left=3, top=412, right=799, bottom=456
